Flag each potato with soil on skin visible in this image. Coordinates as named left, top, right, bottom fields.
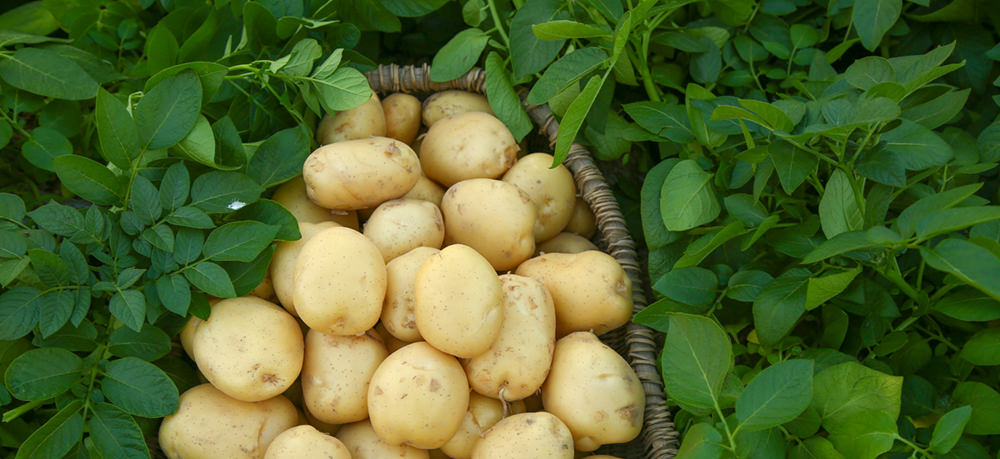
left=159, top=384, right=298, bottom=459
left=515, top=251, right=632, bottom=337
left=303, top=136, right=420, bottom=210
left=440, top=393, right=527, bottom=459
left=302, top=328, right=388, bottom=425
left=403, top=175, right=446, bottom=207
left=270, top=221, right=341, bottom=316
left=469, top=412, right=574, bottom=459
left=293, top=226, right=386, bottom=336
left=502, top=153, right=577, bottom=242
left=367, top=342, right=470, bottom=449
left=441, top=179, right=536, bottom=271
left=536, top=232, right=599, bottom=255
left=464, top=274, right=555, bottom=402
left=263, top=425, right=351, bottom=459
left=192, top=296, right=303, bottom=402
left=337, top=420, right=429, bottom=459
left=414, top=244, right=503, bottom=358
left=422, top=90, right=493, bottom=128
left=382, top=93, right=422, bottom=145
left=565, top=197, right=596, bottom=238
left=271, top=176, right=359, bottom=229
left=382, top=246, right=439, bottom=342
left=363, top=198, right=444, bottom=262
left=316, top=92, right=386, bottom=144
left=420, top=112, right=518, bottom=187
left=542, top=332, right=645, bottom=452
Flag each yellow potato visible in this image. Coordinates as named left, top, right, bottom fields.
left=440, top=393, right=527, bottom=459
left=368, top=342, right=470, bottom=449
left=536, top=232, right=599, bottom=255
left=383, top=93, right=422, bottom=145
left=271, top=221, right=341, bottom=315
left=192, top=297, right=303, bottom=402
left=382, top=247, right=439, bottom=342
left=502, top=153, right=577, bottom=242
left=363, top=198, right=445, bottom=262
left=159, top=384, right=298, bottom=459
left=414, top=244, right=503, bottom=358
left=180, top=315, right=202, bottom=359
left=441, top=179, right=536, bottom=271
left=302, top=329, right=387, bottom=424
left=303, top=137, right=420, bottom=210
left=565, top=197, right=596, bottom=238
left=515, top=252, right=632, bottom=337
left=293, top=226, right=386, bottom=335
left=464, top=274, right=555, bottom=401
left=316, top=92, right=386, bottom=144
left=337, top=420, right=429, bottom=459
left=272, top=176, right=359, bottom=229
left=421, top=90, right=493, bottom=128
left=403, top=175, right=446, bottom=207
left=375, top=321, right=412, bottom=353
left=249, top=274, right=274, bottom=300
left=264, top=425, right=350, bottom=459
left=469, top=412, right=574, bottom=459
left=542, top=332, right=645, bottom=452
left=420, top=112, right=518, bottom=187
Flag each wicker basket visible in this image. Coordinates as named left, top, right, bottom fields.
left=367, top=64, right=679, bottom=459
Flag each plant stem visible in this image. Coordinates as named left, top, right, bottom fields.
left=486, top=0, right=510, bottom=49
left=2, top=399, right=45, bottom=422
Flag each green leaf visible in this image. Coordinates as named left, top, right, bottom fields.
left=110, top=290, right=145, bottom=332
left=203, top=221, right=278, bottom=262
left=653, top=267, right=717, bottom=306
left=381, top=0, right=448, bottom=16
left=880, top=120, right=953, bottom=170
left=660, top=313, right=732, bottom=414
left=37, top=291, right=74, bottom=338
left=801, top=226, right=901, bottom=264
left=959, top=328, right=1000, bottom=366
left=921, top=238, right=1000, bottom=301
left=727, top=270, right=773, bottom=303
left=4, top=347, right=82, bottom=401
left=673, top=221, right=746, bottom=268
left=134, top=70, right=202, bottom=151
left=532, top=20, right=608, bottom=40
left=0, top=231, right=26, bottom=258
left=170, top=115, right=216, bottom=168
left=109, top=325, right=171, bottom=361
left=270, top=38, right=321, bottom=77
left=896, top=183, right=981, bottom=238
left=805, top=268, right=861, bottom=310
left=311, top=66, right=371, bottom=113
left=183, top=262, right=235, bottom=298
left=826, top=409, right=898, bottom=459
left=53, top=155, right=123, bottom=206
left=28, top=201, right=85, bottom=237
left=769, top=142, right=818, bottom=194
left=788, top=437, right=844, bottom=459
left=734, top=427, right=785, bottom=459
left=623, top=102, right=695, bottom=143
left=14, top=399, right=83, bottom=459
left=173, top=228, right=204, bottom=265
left=818, top=170, right=863, bottom=239
left=101, top=357, right=179, bottom=418
left=675, top=423, right=726, bottom=458
left=128, top=176, right=161, bottom=225
left=144, top=23, right=178, bottom=75
left=95, top=88, right=138, bottom=169
left=790, top=24, right=819, bottom=48
left=753, top=268, right=810, bottom=347
left=0, top=287, right=43, bottom=340
left=977, top=119, right=1000, bottom=162
left=812, top=361, right=902, bottom=428
left=641, top=159, right=679, bottom=249
left=189, top=171, right=263, bottom=213
left=527, top=47, right=608, bottom=105
left=145, top=62, right=228, bottom=102
left=28, top=248, right=70, bottom=287
left=933, top=288, right=1000, bottom=322
left=852, top=0, right=902, bottom=51
left=554, top=75, right=604, bottom=164
left=159, top=162, right=189, bottom=212
left=951, top=382, right=1000, bottom=435
left=156, top=274, right=191, bottom=316
left=221, top=245, right=275, bottom=297
left=22, top=126, right=72, bottom=172
left=0, top=47, right=97, bottom=100
left=509, top=0, right=567, bottom=79
left=916, top=207, right=1000, bottom=241
left=429, top=28, right=490, bottom=82
left=929, top=405, right=971, bottom=454
left=165, top=206, right=214, bottom=228
left=845, top=57, right=895, bottom=90
left=484, top=52, right=533, bottom=142
left=87, top=402, right=149, bottom=459
left=246, top=125, right=310, bottom=188
left=233, top=200, right=301, bottom=242
left=735, top=359, right=813, bottom=432
left=724, top=194, right=768, bottom=227
left=659, top=160, right=720, bottom=232
left=0, top=193, right=25, bottom=222
left=738, top=99, right=795, bottom=132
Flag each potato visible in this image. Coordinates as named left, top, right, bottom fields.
left=441, top=393, right=528, bottom=459
left=382, top=247, right=439, bottom=342
left=441, top=179, right=536, bottom=271
left=420, top=112, right=518, bottom=187
left=422, top=90, right=493, bottom=128
left=383, top=93, right=422, bottom=145
left=414, top=244, right=503, bottom=358
left=249, top=274, right=274, bottom=300
left=469, top=412, right=574, bottom=459
left=192, top=297, right=303, bottom=402
left=337, top=420, right=429, bottom=459
left=272, top=176, right=359, bottom=229
left=303, top=136, right=420, bottom=210
left=536, top=232, right=599, bottom=255
left=264, top=425, right=350, bottom=459
left=565, top=197, right=596, bottom=238
left=159, top=384, right=298, bottom=459
left=542, top=332, right=645, bottom=452
left=302, top=328, right=387, bottom=424
left=180, top=315, right=202, bottom=359
left=403, top=175, right=446, bottom=207
left=293, top=226, right=386, bottom=335
left=502, top=153, right=577, bottom=242
left=271, top=221, right=341, bottom=315
left=464, top=274, right=555, bottom=401
left=375, top=321, right=412, bottom=353
left=515, top=252, right=632, bottom=337
left=364, top=199, right=445, bottom=262
left=317, top=93, right=386, bottom=144
left=368, top=342, right=470, bottom=449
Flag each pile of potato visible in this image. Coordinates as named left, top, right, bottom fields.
left=159, top=90, right=645, bottom=459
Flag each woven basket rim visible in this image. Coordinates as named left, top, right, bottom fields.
left=366, top=63, right=679, bottom=459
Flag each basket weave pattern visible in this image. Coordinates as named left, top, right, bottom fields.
left=368, top=64, right=679, bottom=459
